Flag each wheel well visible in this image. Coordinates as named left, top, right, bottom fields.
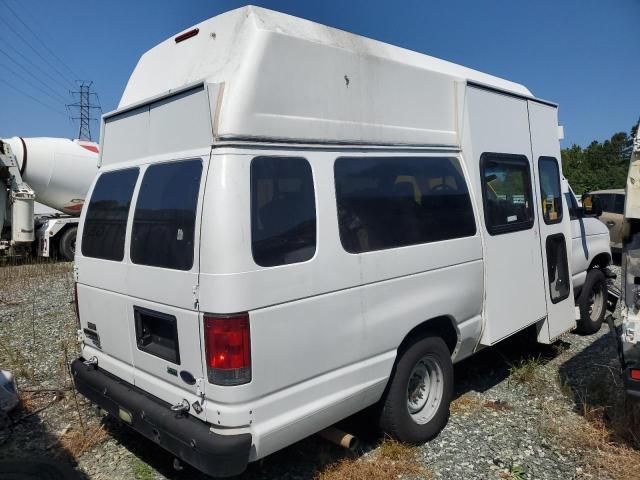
left=398, top=316, right=458, bottom=355
left=589, top=252, right=611, bottom=270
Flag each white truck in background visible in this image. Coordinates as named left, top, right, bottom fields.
left=565, top=183, right=616, bottom=334
left=0, top=137, right=98, bottom=261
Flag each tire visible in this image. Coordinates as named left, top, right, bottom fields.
left=378, top=335, right=453, bottom=444
left=576, top=268, right=607, bottom=335
left=58, top=227, right=77, bottom=261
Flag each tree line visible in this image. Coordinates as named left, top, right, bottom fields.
left=562, top=121, right=639, bottom=195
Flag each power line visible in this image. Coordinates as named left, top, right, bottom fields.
left=0, top=76, right=68, bottom=117
left=0, top=13, right=75, bottom=88
left=0, top=34, right=71, bottom=92
left=0, top=59, right=68, bottom=105
left=0, top=46, right=69, bottom=104
left=1, top=0, right=80, bottom=81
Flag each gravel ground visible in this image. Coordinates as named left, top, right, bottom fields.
left=0, top=261, right=632, bottom=479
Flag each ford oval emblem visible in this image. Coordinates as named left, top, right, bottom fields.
left=180, top=370, right=196, bottom=385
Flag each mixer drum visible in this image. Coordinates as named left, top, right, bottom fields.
left=3, top=137, right=99, bottom=216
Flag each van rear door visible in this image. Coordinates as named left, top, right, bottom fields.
left=78, top=155, right=209, bottom=416
left=124, top=157, right=208, bottom=401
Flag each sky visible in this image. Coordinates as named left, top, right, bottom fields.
left=0, top=0, right=638, bottom=147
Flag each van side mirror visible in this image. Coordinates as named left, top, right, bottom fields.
left=581, top=194, right=603, bottom=218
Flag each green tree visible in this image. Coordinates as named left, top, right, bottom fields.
left=561, top=120, right=639, bottom=194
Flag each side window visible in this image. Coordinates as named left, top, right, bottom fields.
left=82, top=168, right=139, bottom=261
left=334, top=156, right=476, bottom=254
left=613, top=194, right=625, bottom=215
left=538, top=157, right=563, bottom=224
left=251, top=157, right=316, bottom=267
left=480, top=153, right=534, bottom=235
left=131, top=159, right=203, bottom=271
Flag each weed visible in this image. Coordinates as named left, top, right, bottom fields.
left=508, top=356, right=542, bottom=386
left=131, top=457, right=155, bottom=480
left=498, top=464, right=527, bottom=480
left=316, top=438, right=430, bottom=480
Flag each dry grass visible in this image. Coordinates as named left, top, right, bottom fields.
left=539, top=379, right=640, bottom=480
left=315, top=438, right=430, bottom=480
left=59, top=424, right=109, bottom=458
left=450, top=393, right=483, bottom=414
left=0, top=259, right=73, bottom=289
left=0, top=338, right=35, bottom=379
left=483, top=399, right=513, bottom=412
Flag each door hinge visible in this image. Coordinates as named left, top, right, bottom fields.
left=196, top=377, right=205, bottom=398
left=192, top=284, right=199, bottom=309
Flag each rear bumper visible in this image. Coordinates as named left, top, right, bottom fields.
left=71, top=358, right=251, bottom=477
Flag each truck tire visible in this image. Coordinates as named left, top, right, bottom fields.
left=378, top=335, right=453, bottom=444
left=58, top=227, right=77, bottom=261
left=576, top=268, right=607, bottom=335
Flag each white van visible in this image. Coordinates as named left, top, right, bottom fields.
left=71, top=7, right=611, bottom=477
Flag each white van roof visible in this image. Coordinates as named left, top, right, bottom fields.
left=117, top=6, right=543, bottom=148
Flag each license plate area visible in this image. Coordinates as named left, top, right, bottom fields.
left=134, top=306, right=181, bottom=364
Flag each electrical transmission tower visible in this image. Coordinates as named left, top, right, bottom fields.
left=67, top=81, right=101, bottom=141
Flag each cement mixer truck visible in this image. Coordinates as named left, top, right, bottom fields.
left=0, top=137, right=98, bottom=260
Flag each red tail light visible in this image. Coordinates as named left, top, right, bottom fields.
left=73, top=282, right=80, bottom=328
left=204, top=313, right=251, bottom=386
left=630, top=369, right=640, bottom=381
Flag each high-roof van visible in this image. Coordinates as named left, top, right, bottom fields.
left=71, top=6, right=611, bottom=477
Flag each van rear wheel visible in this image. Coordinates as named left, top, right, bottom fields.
left=576, top=268, right=607, bottom=335
left=379, top=335, right=453, bottom=444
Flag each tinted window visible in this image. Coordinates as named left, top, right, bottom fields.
left=131, top=159, right=202, bottom=271
left=546, top=234, right=570, bottom=303
left=334, top=157, right=476, bottom=253
left=539, top=157, right=563, bottom=224
left=82, top=168, right=139, bottom=261
left=251, top=157, right=316, bottom=267
left=613, top=194, right=625, bottom=215
left=481, top=154, right=534, bottom=235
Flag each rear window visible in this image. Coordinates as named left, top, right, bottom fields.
left=251, top=156, right=316, bottom=267
left=130, top=159, right=202, bottom=271
left=82, top=168, right=139, bottom=261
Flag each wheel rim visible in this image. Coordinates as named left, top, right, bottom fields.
left=588, top=283, right=605, bottom=321
left=406, top=355, right=444, bottom=425
left=70, top=238, right=76, bottom=255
